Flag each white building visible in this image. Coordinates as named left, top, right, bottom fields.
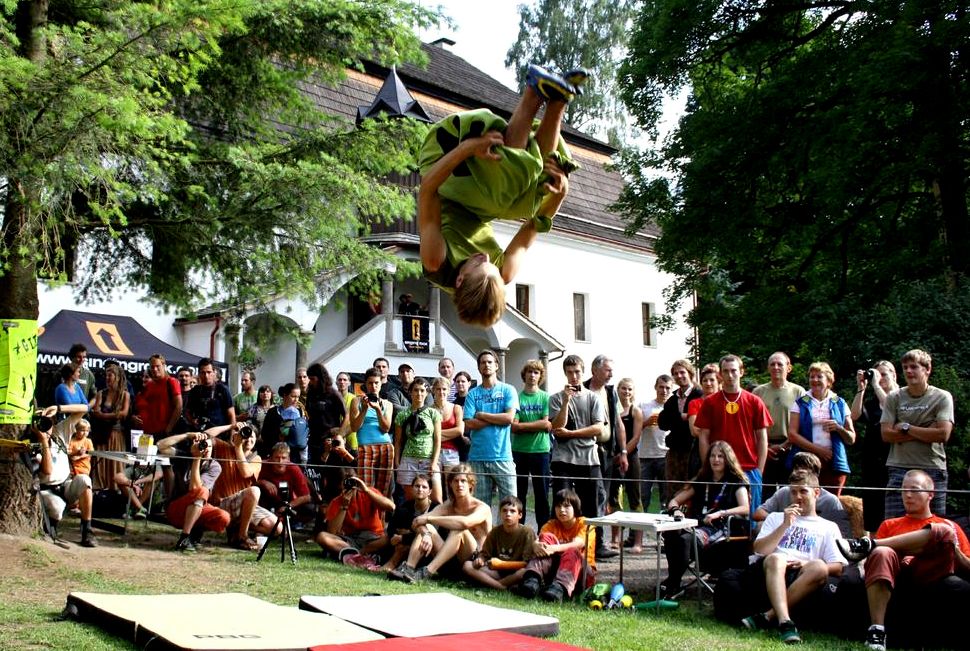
left=39, top=42, right=692, bottom=393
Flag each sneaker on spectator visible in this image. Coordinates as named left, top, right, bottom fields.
left=540, top=581, right=565, bottom=603
left=411, top=566, right=435, bottom=582
left=837, top=536, right=875, bottom=562
left=175, top=536, right=197, bottom=553
left=778, top=620, right=801, bottom=644
left=344, top=553, right=380, bottom=571
left=388, top=563, right=414, bottom=583
left=132, top=507, right=148, bottom=520
left=513, top=573, right=541, bottom=599
left=741, top=612, right=772, bottom=630
left=595, top=545, right=619, bottom=561
left=865, top=626, right=886, bottom=651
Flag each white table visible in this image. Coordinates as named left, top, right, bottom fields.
left=586, top=511, right=699, bottom=608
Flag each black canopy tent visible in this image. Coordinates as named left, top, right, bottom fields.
left=37, top=309, right=227, bottom=403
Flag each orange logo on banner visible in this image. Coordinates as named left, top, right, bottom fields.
left=85, top=321, right=134, bottom=356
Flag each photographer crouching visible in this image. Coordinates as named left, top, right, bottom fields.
left=35, top=404, right=97, bottom=547
left=157, top=427, right=231, bottom=552
left=314, top=468, right=394, bottom=569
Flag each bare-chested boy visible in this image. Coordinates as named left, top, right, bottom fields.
left=389, top=463, right=492, bottom=583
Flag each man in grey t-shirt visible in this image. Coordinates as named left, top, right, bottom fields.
left=754, top=452, right=850, bottom=537
left=549, top=354, right=605, bottom=521
left=880, top=349, right=954, bottom=518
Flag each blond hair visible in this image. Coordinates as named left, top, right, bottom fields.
left=807, top=361, right=835, bottom=386
left=520, top=359, right=545, bottom=384
left=454, top=273, right=506, bottom=327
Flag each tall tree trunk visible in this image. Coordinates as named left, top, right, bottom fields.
left=0, top=0, right=47, bottom=536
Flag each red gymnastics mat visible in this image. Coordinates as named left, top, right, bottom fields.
left=299, top=592, right=560, bottom=638
left=310, top=629, right=589, bottom=650
left=64, top=592, right=384, bottom=650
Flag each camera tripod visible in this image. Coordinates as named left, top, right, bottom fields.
left=256, top=501, right=298, bottom=564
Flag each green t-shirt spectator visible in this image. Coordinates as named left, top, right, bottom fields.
left=512, top=389, right=550, bottom=453
left=396, top=406, right=442, bottom=459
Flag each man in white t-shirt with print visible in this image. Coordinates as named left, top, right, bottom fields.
left=741, top=469, right=845, bottom=645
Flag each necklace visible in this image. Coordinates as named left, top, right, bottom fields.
left=723, top=390, right=741, bottom=414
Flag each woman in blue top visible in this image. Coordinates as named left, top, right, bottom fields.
left=349, top=368, right=394, bottom=496
left=788, top=362, right=856, bottom=495
left=54, top=363, right=89, bottom=409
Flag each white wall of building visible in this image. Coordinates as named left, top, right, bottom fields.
left=492, top=221, right=692, bottom=394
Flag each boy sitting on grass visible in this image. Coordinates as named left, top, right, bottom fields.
left=463, top=495, right=536, bottom=590
left=418, top=64, right=585, bottom=327
left=514, top=489, right=595, bottom=603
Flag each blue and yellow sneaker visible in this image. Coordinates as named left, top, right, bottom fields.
left=563, top=68, right=590, bottom=96
left=526, top=64, right=577, bottom=103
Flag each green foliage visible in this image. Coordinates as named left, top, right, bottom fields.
left=618, top=0, right=970, bottom=507
left=504, top=0, right=636, bottom=142
left=0, top=0, right=437, bottom=319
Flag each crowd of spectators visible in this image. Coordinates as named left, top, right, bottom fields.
left=33, top=343, right=967, bottom=649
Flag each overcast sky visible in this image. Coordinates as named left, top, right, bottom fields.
left=417, top=1, right=685, bottom=151
left=420, top=0, right=522, bottom=89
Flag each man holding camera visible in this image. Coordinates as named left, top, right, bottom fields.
left=258, top=442, right=312, bottom=511
left=185, top=358, right=235, bottom=429
left=315, top=468, right=394, bottom=564
left=157, top=428, right=231, bottom=552
left=35, top=404, right=97, bottom=547
left=209, top=424, right=278, bottom=550
left=549, top=354, right=606, bottom=524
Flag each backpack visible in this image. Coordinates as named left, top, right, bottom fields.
left=282, top=414, right=309, bottom=450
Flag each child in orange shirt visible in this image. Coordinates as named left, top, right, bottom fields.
left=514, top=488, right=595, bottom=602
left=68, top=419, right=94, bottom=478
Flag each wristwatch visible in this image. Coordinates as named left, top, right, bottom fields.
left=900, top=422, right=911, bottom=433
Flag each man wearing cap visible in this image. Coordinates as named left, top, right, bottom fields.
left=397, top=363, right=431, bottom=407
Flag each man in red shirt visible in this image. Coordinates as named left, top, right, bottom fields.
left=837, top=469, right=970, bottom=651
left=132, top=354, right=182, bottom=437
left=315, top=469, right=394, bottom=562
left=257, top=443, right=312, bottom=511
left=694, top=354, right=772, bottom=509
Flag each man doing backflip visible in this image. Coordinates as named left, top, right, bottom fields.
left=418, top=65, right=587, bottom=327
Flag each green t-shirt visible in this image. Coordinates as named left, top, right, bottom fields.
left=419, top=109, right=578, bottom=292
left=512, top=389, right=551, bottom=453
left=396, top=406, right=442, bottom=460
left=234, top=391, right=258, bottom=416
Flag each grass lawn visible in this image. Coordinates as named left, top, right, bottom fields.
left=0, top=522, right=864, bottom=651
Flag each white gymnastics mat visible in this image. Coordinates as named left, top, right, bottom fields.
left=299, top=592, right=560, bottom=638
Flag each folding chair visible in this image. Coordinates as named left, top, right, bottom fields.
left=675, top=515, right=753, bottom=599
